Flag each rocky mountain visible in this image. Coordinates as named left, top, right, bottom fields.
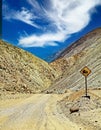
left=0, top=40, right=59, bottom=94
left=46, top=27, right=101, bottom=93
left=0, top=28, right=101, bottom=130
left=0, top=27, right=101, bottom=95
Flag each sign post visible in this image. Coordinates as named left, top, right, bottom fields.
left=85, top=76, right=87, bottom=97
left=80, top=66, right=91, bottom=98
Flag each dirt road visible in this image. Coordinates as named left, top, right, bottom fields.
left=0, top=93, right=84, bottom=130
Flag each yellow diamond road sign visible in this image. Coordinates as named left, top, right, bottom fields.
left=80, top=66, right=91, bottom=77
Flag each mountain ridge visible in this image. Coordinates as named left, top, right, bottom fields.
left=0, top=27, right=101, bottom=94
left=46, top=27, right=101, bottom=93
left=52, top=27, right=101, bottom=61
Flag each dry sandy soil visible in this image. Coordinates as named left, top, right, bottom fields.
left=0, top=89, right=101, bottom=130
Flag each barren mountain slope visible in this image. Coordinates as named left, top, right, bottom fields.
left=56, top=27, right=101, bottom=59
left=0, top=40, right=59, bottom=94
left=47, top=28, right=101, bottom=93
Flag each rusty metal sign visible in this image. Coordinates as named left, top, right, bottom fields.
left=80, top=66, right=91, bottom=77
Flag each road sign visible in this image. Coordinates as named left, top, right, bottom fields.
left=80, top=66, right=91, bottom=98
left=80, top=66, right=91, bottom=77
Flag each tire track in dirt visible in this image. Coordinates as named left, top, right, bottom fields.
left=0, top=94, right=84, bottom=130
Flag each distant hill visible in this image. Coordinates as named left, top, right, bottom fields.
left=0, top=40, right=59, bottom=94
left=46, top=27, right=101, bottom=93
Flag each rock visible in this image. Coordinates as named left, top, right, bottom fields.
left=70, top=106, right=79, bottom=114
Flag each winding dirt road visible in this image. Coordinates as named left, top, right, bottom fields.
left=0, top=94, right=84, bottom=130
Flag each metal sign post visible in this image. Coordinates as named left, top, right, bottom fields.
left=85, top=76, right=87, bottom=97
left=80, top=66, right=91, bottom=98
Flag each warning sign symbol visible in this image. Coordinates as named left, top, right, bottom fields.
left=80, top=66, right=91, bottom=77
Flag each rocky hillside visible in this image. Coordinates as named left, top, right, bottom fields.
left=0, top=40, right=59, bottom=94
left=46, top=28, right=101, bottom=93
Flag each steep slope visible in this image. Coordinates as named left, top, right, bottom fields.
left=46, top=28, right=101, bottom=93
left=56, top=27, right=101, bottom=59
left=0, top=40, right=59, bottom=94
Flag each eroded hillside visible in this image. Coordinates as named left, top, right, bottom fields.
left=0, top=40, right=59, bottom=94
left=47, top=28, right=101, bottom=93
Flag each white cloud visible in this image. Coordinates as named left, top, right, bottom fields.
left=14, top=7, right=39, bottom=28
left=46, top=0, right=101, bottom=33
left=3, top=0, right=101, bottom=47
left=19, top=32, right=69, bottom=47
left=18, top=0, right=101, bottom=47
left=3, top=3, right=39, bottom=28
left=27, top=0, right=41, bottom=11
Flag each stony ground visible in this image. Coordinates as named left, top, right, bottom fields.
left=0, top=89, right=101, bottom=130
left=58, top=89, right=101, bottom=130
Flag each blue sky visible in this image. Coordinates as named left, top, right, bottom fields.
left=2, top=0, right=101, bottom=62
